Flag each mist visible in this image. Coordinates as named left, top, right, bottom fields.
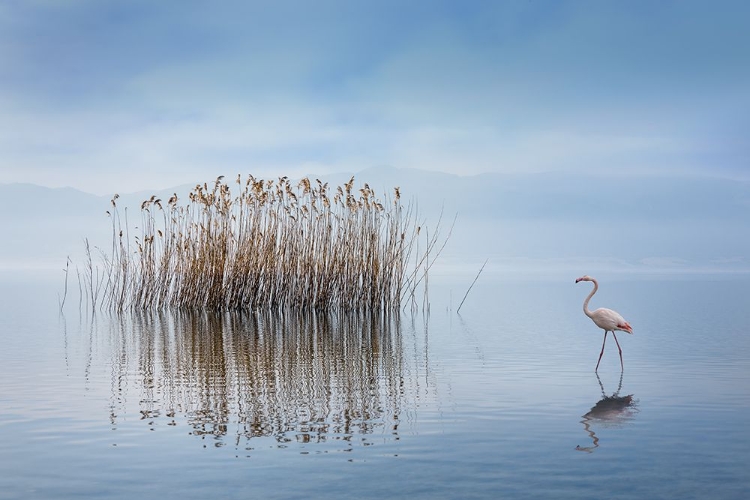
left=1, top=168, right=748, bottom=277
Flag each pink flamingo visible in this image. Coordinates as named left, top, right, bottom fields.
left=575, top=275, right=633, bottom=371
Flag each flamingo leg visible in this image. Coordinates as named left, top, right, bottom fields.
left=595, top=331, right=608, bottom=371
left=612, top=332, right=624, bottom=370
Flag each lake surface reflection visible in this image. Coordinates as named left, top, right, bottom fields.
left=2, top=271, right=750, bottom=499
left=100, top=310, right=418, bottom=452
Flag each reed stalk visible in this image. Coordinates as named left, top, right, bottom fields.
left=84, top=175, right=446, bottom=312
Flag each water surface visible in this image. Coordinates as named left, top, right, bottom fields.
left=1, top=270, right=748, bottom=499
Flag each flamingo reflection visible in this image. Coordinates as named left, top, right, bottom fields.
left=576, top=372, right=639, bottom=453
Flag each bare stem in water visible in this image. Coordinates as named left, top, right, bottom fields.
left=457, top=258, right=488, bottom=314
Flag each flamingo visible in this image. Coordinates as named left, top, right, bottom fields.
left=575, top=275, right=633, bottom=371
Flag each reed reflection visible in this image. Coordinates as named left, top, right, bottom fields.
left=576, top=373, right=639, bottom=453
left=106, top=310, right=420, bottom=451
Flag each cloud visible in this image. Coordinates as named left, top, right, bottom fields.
left=1, top=1, right=748, bottom=193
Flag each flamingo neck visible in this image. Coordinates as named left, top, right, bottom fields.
left=583, top=279, right=598, bottom=319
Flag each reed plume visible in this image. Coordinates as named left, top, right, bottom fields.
left=89, top=175, right=446, bottom=312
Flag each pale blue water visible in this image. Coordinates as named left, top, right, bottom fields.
left=1, top=270, right=749, bottom=499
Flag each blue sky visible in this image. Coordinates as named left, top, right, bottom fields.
left=1, top=0, right=748, bottom=194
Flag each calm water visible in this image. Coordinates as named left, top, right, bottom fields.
left=1, top=270, right=749, bottom=499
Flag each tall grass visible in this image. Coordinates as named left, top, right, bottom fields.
left=92, top=175, right=448, bottom=312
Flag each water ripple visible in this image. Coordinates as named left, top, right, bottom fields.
left=86, top=310, right=429, bottom=453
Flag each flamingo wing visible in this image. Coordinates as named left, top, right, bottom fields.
left=591, top=308, right=632, bottom=333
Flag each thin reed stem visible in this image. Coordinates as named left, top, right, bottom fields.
left=78, top=175, right=450, bottom=313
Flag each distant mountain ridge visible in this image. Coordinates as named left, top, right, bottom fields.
left=4, top=168, right=748, bottom=222
left=1, top=168, right=749, bottom=274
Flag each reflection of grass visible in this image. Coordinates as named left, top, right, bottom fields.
left=85, top=175, right=447, bottom=311
left=108, top=309, right=412, bottom=447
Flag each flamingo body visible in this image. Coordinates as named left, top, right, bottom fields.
left=575, top=275, right=633, bottom=371
left=588, top=307, right=633, bottom=335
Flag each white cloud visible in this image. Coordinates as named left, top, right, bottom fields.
left=1, top=1, right=748, bottom=193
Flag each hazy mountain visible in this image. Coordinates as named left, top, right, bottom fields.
left=1, top=168, right=749, bottom=275
left=311, top=168, right=750, bottom=274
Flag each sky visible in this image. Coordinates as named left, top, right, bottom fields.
left=0, top=0, right=748, bottom=195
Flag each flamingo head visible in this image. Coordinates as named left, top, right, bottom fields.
left=575, top=275, right=593, bottom=283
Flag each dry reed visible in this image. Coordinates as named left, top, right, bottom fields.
left=88, top=175, right=447, bottom=312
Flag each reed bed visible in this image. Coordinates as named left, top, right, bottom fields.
left=90, top=175, right=447, bottom=312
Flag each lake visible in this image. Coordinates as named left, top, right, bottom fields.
left=1, top=269, right=749, bottom=499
